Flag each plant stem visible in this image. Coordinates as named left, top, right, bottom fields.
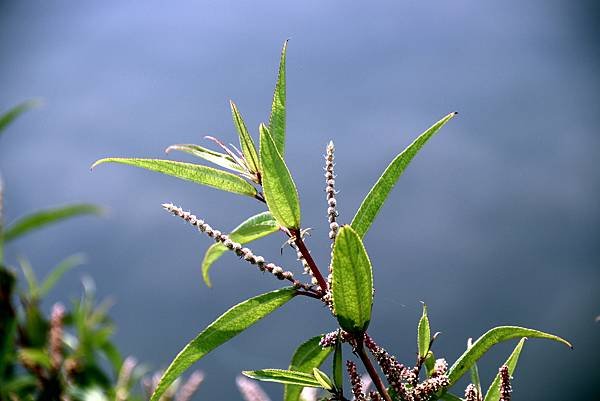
left=292, top=229, right=328, bottom=293
left=356, top=340, right=393, bottom=401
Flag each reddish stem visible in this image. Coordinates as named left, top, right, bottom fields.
left=292, top=228, right=328, bottom=293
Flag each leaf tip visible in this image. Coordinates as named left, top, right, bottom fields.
left=90, top=158, right=108, bottom=170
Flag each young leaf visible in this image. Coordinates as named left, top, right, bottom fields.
left=201, top=212, right=279, bottom=287
left=165, top=144, right=245, bottom=173
left=0, top=100, right=38, bottom=136
left=350, top=112, right=457, bottom=238
left=418, top=303, right=431, bottom=359
left=424, top=351, right=436, bottom=378
left=332, top=335, right=343, bottom=391
left=243, top=369, right=323, bottom=388
left=331, top=225, right=373, bottom=335
left=259, top=124, right=301, bottom=229
left=447, top=326, right=571, bottom=386
left=231, top=101, right=260, bottom=174
left=39, top=254, right=85, bottom=298
left=92, top=158, right=258, bottom=198
left=150, top=287, right=296, bottom=401
left=312, top=368, right=333, bottom=391
left=4, top=204, right=102, bottom=243
left=284, top=335, right=333, bottom=401
left=483, top=338, right=526, bottom=401
left=268, top=40, right=288, bottom=156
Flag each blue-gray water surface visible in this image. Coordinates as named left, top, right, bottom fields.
left=1, top=1, right=598, bottom=399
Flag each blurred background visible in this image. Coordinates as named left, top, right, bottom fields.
left=1, top=0, right=598, bottom=399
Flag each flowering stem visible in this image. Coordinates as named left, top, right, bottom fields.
left=291, top=228, right=328, bottom=293
left=356, top=340, right=393, bottom=401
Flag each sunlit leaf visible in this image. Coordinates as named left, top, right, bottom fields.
left=268, top=40, right=288, bottom=156
left=418, top=303, right=430, bottom=359
left=0, top=100, right=38, bottom=136
left=4, top=204, right=102, bottom=243
left=92, top=158, right=258, bottom=198
left=243, top=369, right=323, bottom=388
left=150, top=288, right=296, bottom=401
left=467, top=338, right=482, bottom=395
left=231, top=101, right=260, bottom=174
left=259, top=124, right=300, bottom=229
left=312, top=368, right=333, bottom=391
left=331, top=225, right=373, bottom=335
left=447, top=326, right=571, bottom=386
left=165, top=144, right=245, bottom=173
left=351, top=112, right=457, bottom=238
left=202, top=212, right=279, bottom=287
left=284, top=335, right=332, bottom=401
left=483, top=338, right=526, bottom=401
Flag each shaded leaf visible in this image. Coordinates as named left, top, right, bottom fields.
left=92, top=158, right=258, bottom=198
left=424, top=351, right=436, bottom=378
left=351, top=112, right=457, bottom=238
left=165, top=144, right=245, bottom=173
left=150, top=288, right=296, bottom=401
left=331, top=225, right=373, bottom=335
left=483, top=338, right=526, bottom=401
left=231, top=101, right=260, bottom=174
left=4, top=204, right=102, bottom=243
left=259, top=124, right=300, bottom=229
left=243, top=369, right=323, bottom=388
left=202, top=212, right=279, bottom=287
left=332, top=335, right=343, bottom=391
left=268, top=40, right=288, bottom=156
left=447, top=326, right=571, bottom=386
left=0, top=100, right=38, bottom=136
left=284, top=335, right=332, bottom=401
left=417, top=303, right=430, bottom=359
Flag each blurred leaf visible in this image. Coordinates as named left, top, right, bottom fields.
left=350, top=112, right=457, bottom=238
left=284, top=335, right=332, bottom=401
left=268, top=40, right=288, bottom=156
left=100, top=341, right=123, bottom=375
left=165, top=144, right=245, bottom=173
left=18, top=348, right=51, bottom=369
left=332, top=335, right=343, bottom=391
left=38, top=254, right=85, bottom=298
left=202, top=212, right=279, bottom=287
left=150, top=287, right=296, bottom=401
left=92, top=158, right=258, bottom=198
left=231, top=101, right=260, bottom=174
left=0, top=267, right=17, bottom=381
left=331, top=225, right=373, bottom=335
left=483, top=338, right=526, bottom=401
left=417, top=303, right=430, bottom=359
left=4, top=204, right=102, bottom=243
left=259, top=124, right=300, bottom=229
left=0, top=100, right=38, bottom=136
left=447, top=326, right=571, bottom=386
left=18, top=257, right=39, bottom=297
left=243, top=369, right=323, bottom=388
left=312, top=368, right=333, bottom=391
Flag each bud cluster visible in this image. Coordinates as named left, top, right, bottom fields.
left=325, top=141, right=339, bottom=242
left=49, top=303, right=65, bottom=371
left=347, top=360, right=367, bottom=401
left=464, top=384, right=481, bottom=401
left=499, top=365, right=512, bottom=401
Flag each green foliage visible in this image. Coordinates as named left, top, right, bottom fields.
left=201, top=212, right=279, bottom=287
left=284, top=336, right=332, bottom=401
left=165, top=143, right=247, bottom=174
left=230, top=100, right=260, bottom=175
left=259, top=124, right=301, bottom=229
left=0, top=100, right=38, bottom=137
left=483, top=338, right=526, bottom=401
left=351, top=112, right=457, bottom=238
left=268, top=40, right=288, bottom=156
left=417, top=303, right=431, bottom=359
left=150, top=288, right=296, bottom=401
left=332, top=335, right=343, bottom=392
left=331, top=225, right=373, bottom=335
left=243, top=369, right=324, bottom=388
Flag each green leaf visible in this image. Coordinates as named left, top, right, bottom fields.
left=165, top=144, right=245, bottom=173
left=424, top=350, right=436, bottom=378
left=331, top=225, right=373, bottom=335
left=150, top=287, right=296, bottom=401
left=92, top=158, right=258, bottom=198
left=243, top=369, right=323, bottom=388
left=447, top=326, right=571, bottom=386
left=284, top=335, right=333, bottom=401
left=350, top=112, right=457, bottom=238
left=4, top=204, right=102, bottom=243
left=231, top=101, right=260, bottom=174
left=0, top=100, right=38, bottom=136
left=259, top=124, right=301, bottom=229
left=332, top=334, right=343, bottom=391
left=467, top=338, right=482, bottom=395
left=18, top=348, right=51, bottom=369
left=312, top=368, right=333, bottom=391
left=483, top=338, right=526, bottom=401
left=418, top=303, right=431, bottom=359
left=39, top=254, right=85, bottom=298
left=268, top=40, right=288, bottom=156
left=201, top=212, right=279, bottom=287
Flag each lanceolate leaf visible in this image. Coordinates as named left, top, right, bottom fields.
left=268, top=40, right=288, bottom=156
left=284, top=335, right=333, bottom=401
left=4, top=204, right=102, bottom=243
left=332, top=335, right=343, bottom=391
left=150, top=288, right=296, bottom=401
left=351, top=112, right=457, bottom=238
left=243, top=369, right=323, bottom=388
left=165, top=144, right=245, bottom=173
left=417, top=303, right=431, bottom=359
left=39, top=254, right=86, bottom=298
left=259, top=124, right=301, bottom=229
left=0, top=100, right=38, bottom=136
left=331, top=225, right=373, bottom=335
left=467, top=338, right=482, bottom=395
left=231, top=101, right=260, bottom=174
left=447, top=326, right=571, bottom=386
left=483, top=338, right=526, bottom=401
left=201, top=212, right=279, bottom=287
left=312, top=368, right=333, bottom=391
left=92, top=158, right=258, bottom=198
